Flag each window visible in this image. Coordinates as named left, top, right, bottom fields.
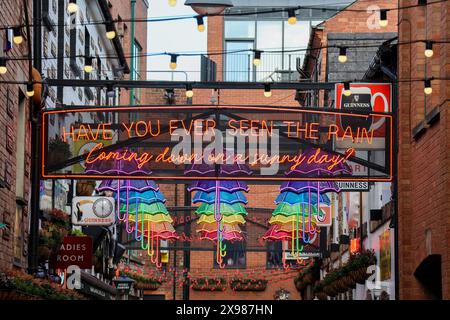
left=214, top=240, right=246, bottom=269
left=223, top=18, right=315, bottom=82
left=13, top=205, right=23, bottom=262
left=266, top=241, right=283, bottom=269
left=225, top=41, right=253, bottom=82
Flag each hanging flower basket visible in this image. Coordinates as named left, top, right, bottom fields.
left=295, top=278, right=306, bottom=291
left=323, top=285, right=337, bottom=297
left=0, top=289, right=43, bottom=300
left=350, top=267, right=370, bottom=284
left=134, top=281, right=162, bottom=291
left=191, top=278, right=227, bottom=291
left=119, top=271, right=163, bottom=291
left=341, top=274, right=356, bottom=289
left=302, top=273, right=314, bottom=285
left=230, top=279, right=268, bottom=292
left=316, top=291, right=328, bottom=300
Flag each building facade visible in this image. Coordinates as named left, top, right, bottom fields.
left=0, top=0, right=33, bottom=272
left=397, top=0, right=450, bottom=300
left=299, top=0, right=398, bottom=300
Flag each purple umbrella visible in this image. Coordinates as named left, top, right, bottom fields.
left=285, top=148, right=352, bottom=243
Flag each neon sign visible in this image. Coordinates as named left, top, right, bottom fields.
left=41, top=105, right=393, bottom=181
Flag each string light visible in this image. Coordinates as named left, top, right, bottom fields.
left=264, top=84, right=272, bottom=98
left=343, top=82, right=351, bottom=96
left=287, top=9, right=297, bottom=25
left=84, top=56, right=93, bottom=73
left=26, top=83, right=34, bottom=97
left=253, top=50, right=262, bottom=66
left=424, top=79, right=432, bottom=95
left=168, top=0, right=177, bottom=7
left=0, top=58, right=7, bottom=74
left=67, top=0, right=78, bottom=14
left=196, top=16, right=205, bottom=32
left=169, top=54, right=178, bottom=70
left=379, top=9, right=388, bottom=27
left=13, top=27, right=24, bottom=45
left=105, top=23, right=116, bottom=40
left=424, top=41, right=434, bottom=58
left=186, top=84, right=194, bottom=98
left=338, top=47, right=347, bottom=63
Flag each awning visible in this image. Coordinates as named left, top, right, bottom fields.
left=79, top=271, right=117, bottom=300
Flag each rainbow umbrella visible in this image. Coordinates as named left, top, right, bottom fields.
left=185, top=158, right=251, bottom=268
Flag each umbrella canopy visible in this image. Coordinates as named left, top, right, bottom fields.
left=97, top=179, right=159, bottom=192
left=280, top=181, right=341, bottom=194
left=272, top=203, right=324, bottom=217
left=121, top=202, right=169, bottom=216
left=193, top=190, right=248, bottom=205
left=119, top=189, right=166, bottom=204
left=196, top=202, right=248, bottom=216
left=198, top=214, right=246, bottom=225
left=275, top=191, right=331, bottom=206
left=85, top=155, right=151, bottom=175
left=188, top=180, right=249, bottom=193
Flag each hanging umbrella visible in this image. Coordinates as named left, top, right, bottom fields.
left=188, top=180, right=249, bottom=193
left=285, top=148, right=352, bottom=243
left=185, top=157, right=251, bottom=267
left=193, top=190, right=248, bottom=205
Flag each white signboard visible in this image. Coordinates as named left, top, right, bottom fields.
left=72, top=197, right=115, bottom=226
left=336, top=181, right=370, bottom=192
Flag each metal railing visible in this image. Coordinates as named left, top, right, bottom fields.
left=224, top=52, right=304, bottom=82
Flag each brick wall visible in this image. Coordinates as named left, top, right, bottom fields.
left=398, top=0, right=450, bottom=300
left=0, top=0, right=32, bottom=271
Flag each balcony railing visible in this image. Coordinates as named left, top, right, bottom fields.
left=223, top=52, right=303, bottom=82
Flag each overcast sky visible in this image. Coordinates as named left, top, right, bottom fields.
left=146, top=2, right=207, bottom=81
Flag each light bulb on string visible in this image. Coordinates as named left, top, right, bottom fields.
left=253, top=50, right=262, bottom=66
left=67, top=0, right=78, bottom=14
left=0, top=57, right=7, bottom=74
left=84, top=56, right=93, bottom=73
left=196, top=16, right=205, bottom=32
left=424, top=41, right=433, bottom=58
left=264, top=83, right=272, bottom=98
left=26, top=83, right=34, bottom=97
left=287, top=9, right=297, bottom=25
left=105, top=23, right=116, bottom=40
left=186, top=84, right=194, bottom=98
left=343, top=82, right=351, bottom=97
left=424, top=79, right=432, bottom=95
left=379, top=9, right=388, bottom=27
left=169, top=54, right=178, bottom=70
left=12, top=27, right=23, bottom=45
left=338, top=47, right=347, bottom=63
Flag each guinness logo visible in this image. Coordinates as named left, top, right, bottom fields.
left=354, top=95, right=359, bottom=102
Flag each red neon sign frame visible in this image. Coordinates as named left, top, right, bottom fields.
left=41, top=105, right=393, bottom=182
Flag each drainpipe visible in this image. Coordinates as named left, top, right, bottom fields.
left=129, top=0, right=136, bottom=106
left=28, top=0, right=42, bottom=274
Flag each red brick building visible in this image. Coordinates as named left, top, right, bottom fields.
left=397, top=0, right=450, bottom=300
left=0, top=0, right=33, bottom=271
